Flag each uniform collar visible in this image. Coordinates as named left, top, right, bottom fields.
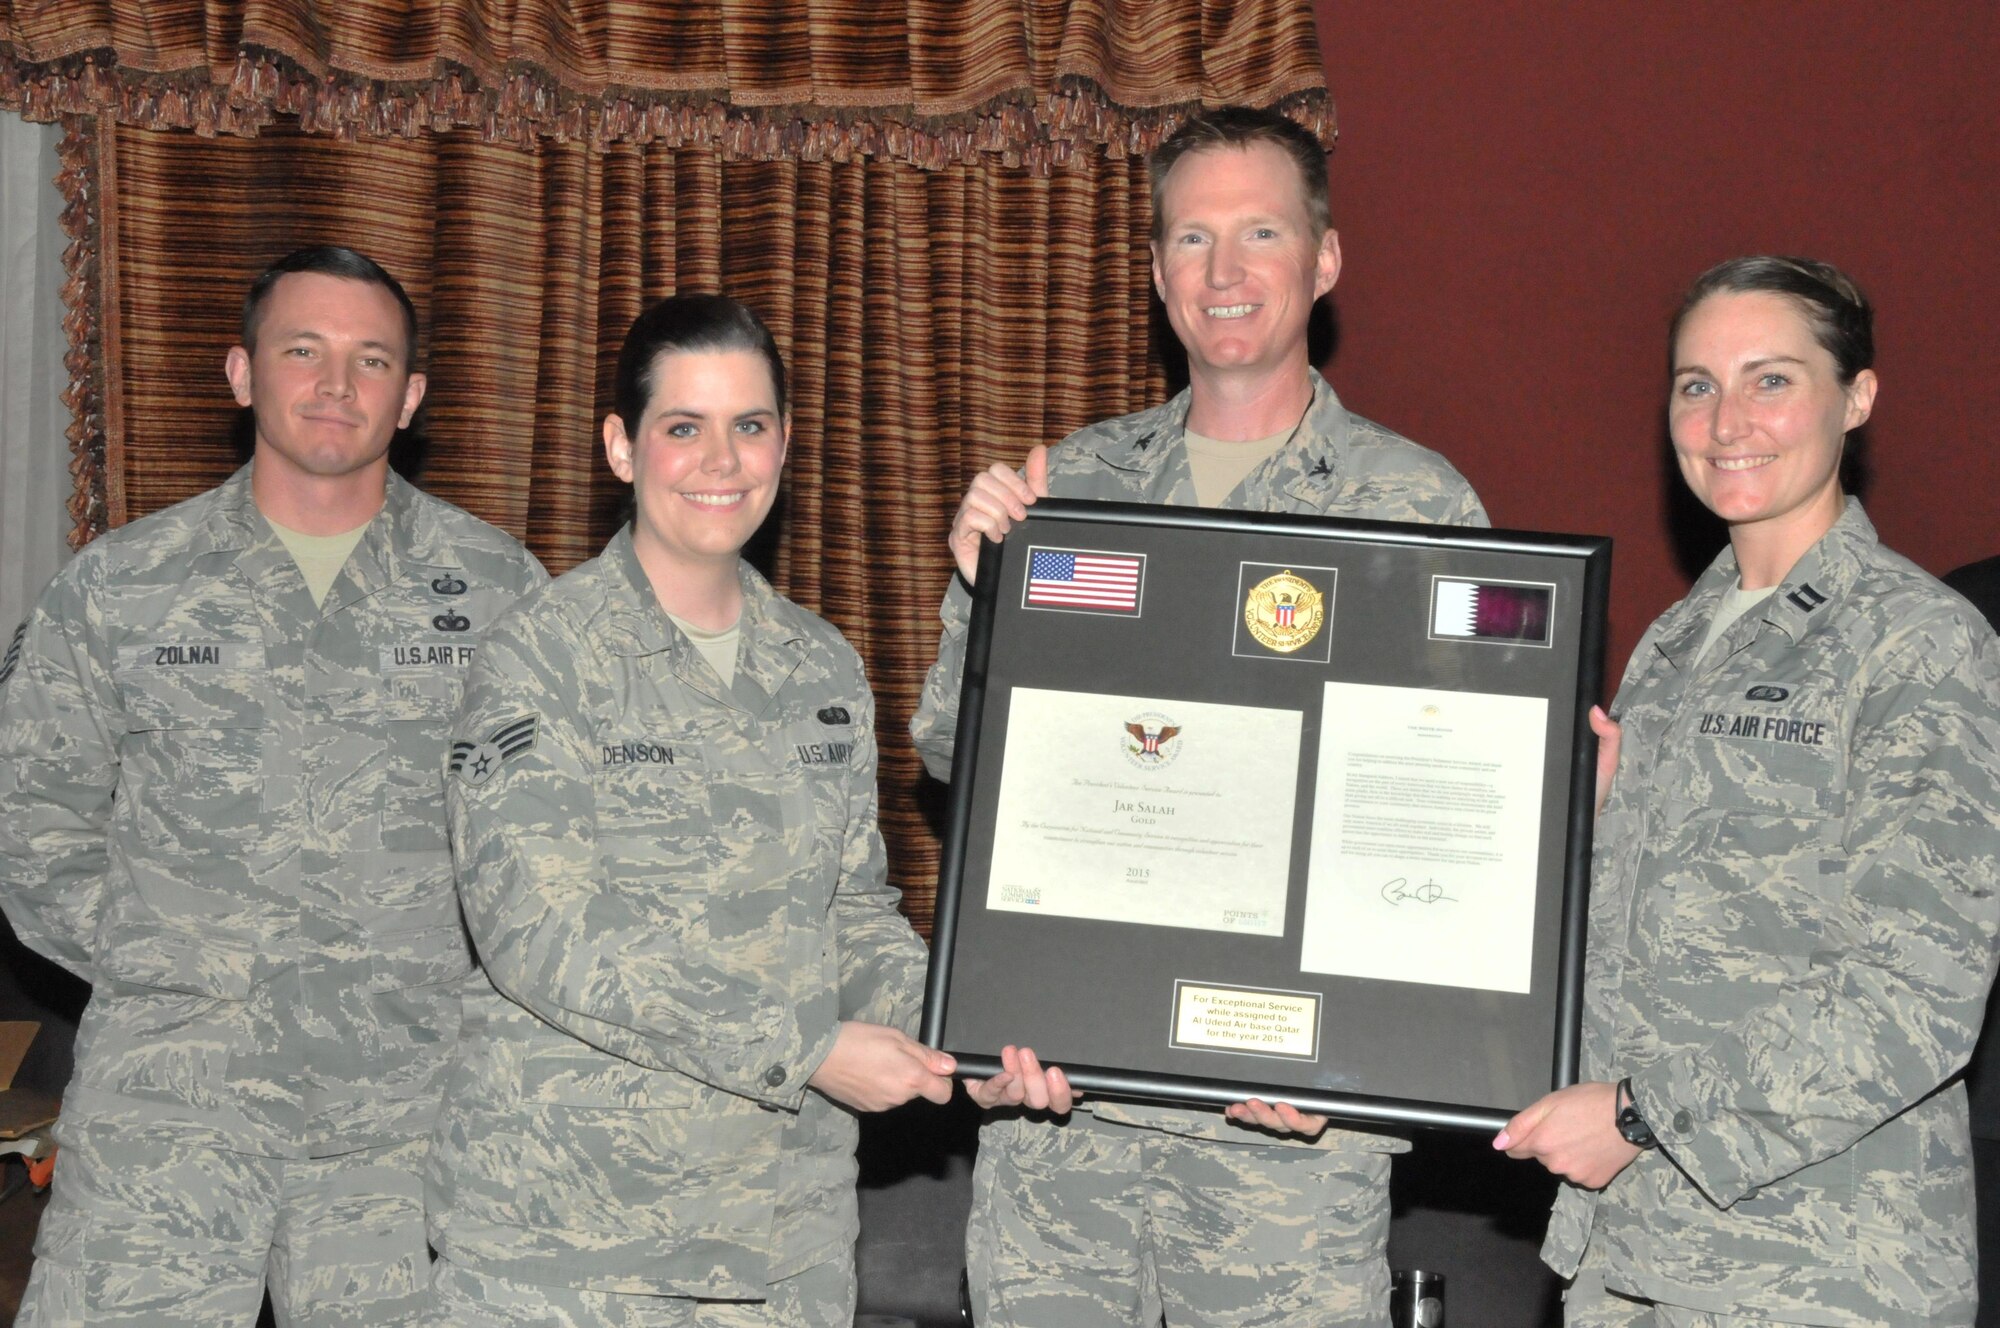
left=206, top=462, right=461, bottom=615
left=1090, top=390, right=1194, bottom=477
left=600, top=524, right=808, bottom=715
left=1760, top=499, right=1875, bottom=642
left=1088, top=369, right=1355, bottom=507
left=200, top=464, right=268, bottom=555
left=202, top=464, right=442, bottom=552
left=324, top=472, right=461, bottom=612
left=1656, top=498, right=1877, bottom=667
left=1265, top=370, right=1358, bottom=507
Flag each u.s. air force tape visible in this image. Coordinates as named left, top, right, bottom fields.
left=449, top=715, right=539, bottom=787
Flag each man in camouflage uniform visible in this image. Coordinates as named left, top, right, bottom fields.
left=0, top=246, right=545, bottom=1325
left=1498, top=500, right=2000, bottom=1326
left=910, top=106, right=1487, bottom=1327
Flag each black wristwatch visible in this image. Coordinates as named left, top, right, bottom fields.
left=1615, top=1077, right=1657, bottom=1150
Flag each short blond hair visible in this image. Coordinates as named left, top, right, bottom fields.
left=1148, top=106, right=1331, bottom=241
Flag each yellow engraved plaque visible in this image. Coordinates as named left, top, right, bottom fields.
left=1243, top=570, right=1324, bottom=653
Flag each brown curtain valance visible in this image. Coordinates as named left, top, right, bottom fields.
left=2, top=2, right=1330, bottom=168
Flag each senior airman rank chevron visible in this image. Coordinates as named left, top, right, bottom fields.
left=450, top=715, right=539, bottom=787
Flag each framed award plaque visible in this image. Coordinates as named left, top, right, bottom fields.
left=920, top=499, right=1612, bottom=1132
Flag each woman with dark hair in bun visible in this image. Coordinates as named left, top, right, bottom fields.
left=1499, top=258, right=2000, bottom=1326
left=423, top=295, right=953, bottom=1325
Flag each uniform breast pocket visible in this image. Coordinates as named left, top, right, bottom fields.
left=1644, top=734, right=1846, bottom=1021
left=595, top=743, right=715, bottom=888
left=116, top=669, right=265, bottom=851
left=378, top=674, right=462, bottom=855
left=779, top=717, right=855, bottom=861
left=695, top=723, right=820, bottom=907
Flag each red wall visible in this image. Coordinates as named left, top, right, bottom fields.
left=1313, top=1, right=1999, bottom=674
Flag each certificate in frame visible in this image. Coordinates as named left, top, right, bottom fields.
left=920, top=499, right=1611, bottom=1133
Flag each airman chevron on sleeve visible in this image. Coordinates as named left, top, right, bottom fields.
left=450, top=715, right=539, bottom=787
left=0, top=622, right=24, bottom=688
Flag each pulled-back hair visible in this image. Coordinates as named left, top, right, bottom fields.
left=241, top=246, right=420, bottom=364
left=612, top=294, right=788, bottom=435
left=1148, top=105, right=1332, bottom=241
left=1672, top=256, right=1874, bottom=384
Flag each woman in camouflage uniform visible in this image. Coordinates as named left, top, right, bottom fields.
left=1500, top=257, right=2000, bottom=1325
left=422, top=296, right=955, bottom=1326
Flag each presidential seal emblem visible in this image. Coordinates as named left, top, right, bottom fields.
left=1121, top=712, right=1183, bottom=769
left=1244, top=570, right=1324, bottom=653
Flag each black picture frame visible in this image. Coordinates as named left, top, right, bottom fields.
left=921, top=499, right=1612, bottom=1133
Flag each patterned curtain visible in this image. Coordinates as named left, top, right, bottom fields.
left=3, top=0, right=1331, bottom=933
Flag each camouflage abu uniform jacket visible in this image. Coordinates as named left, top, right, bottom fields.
left=1543, top=502, right=2000, bottom=1326
left=0, top=466, right=545, bottom=1157
left=426, top=526, right=928, bottom=1298
left=910, top=369, right=1487, bottom=1148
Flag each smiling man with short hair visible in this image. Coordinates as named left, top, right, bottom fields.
left=912, top=106, right=1489, bottom=1328
left=0, top=246, right=545, bottom=1326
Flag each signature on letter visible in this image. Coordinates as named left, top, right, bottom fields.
left=1380, top=877, right=1456, bottom=906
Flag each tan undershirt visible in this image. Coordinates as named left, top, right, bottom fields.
left=1695, top=582, right=1774, bottom=663
left=1183, top=427, right=1294, bottom=506
left=668, top=612, right=741, bottom=688
left=265, top=516, right=370, bottom=606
